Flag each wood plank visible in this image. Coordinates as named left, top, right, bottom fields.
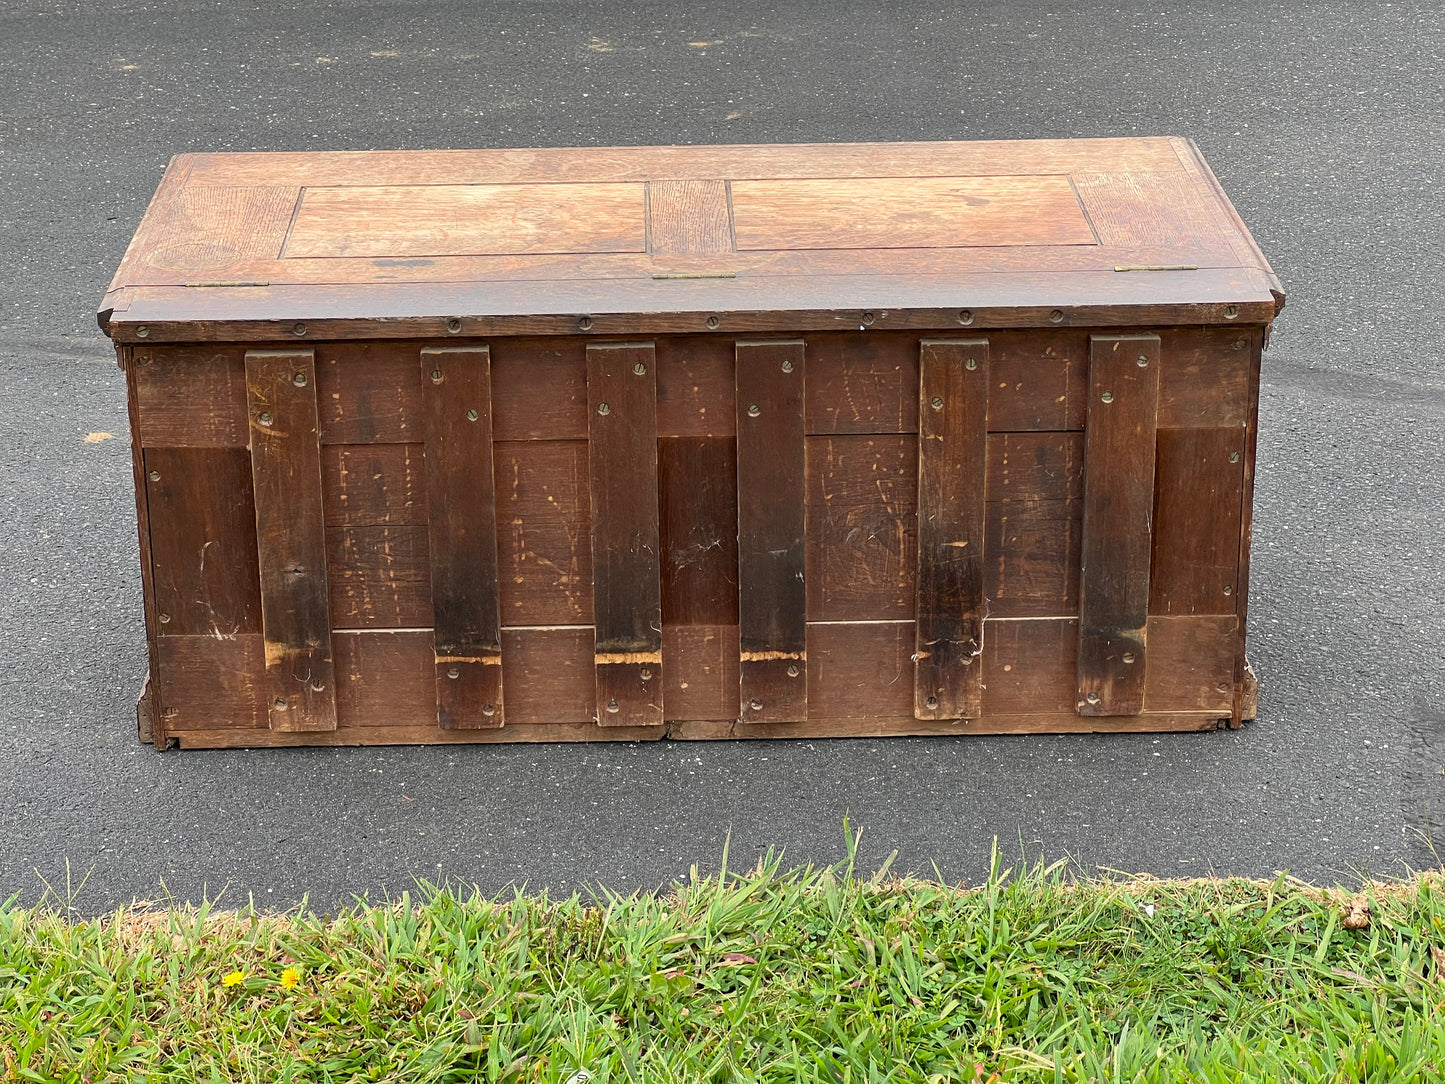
left=316, top=341, right=425, bottom=444
left=125, top=348, right=166, bottom=747
left=156, top=634, right=267, bottom=730
left=496, top=440, right=592, bottom=626
left=587, top=342, right=664, bottom=726
left=284, top=183, right=647, bottom=258
left=1158, top=327, right=1252, bottom=428
left=490, top=338, right=589, bottom=440
left=984, top=499, right=1083, bottom=617
left=1231, top=333, right=1265, bottom=727
left=1144, top=615, right=1237, bottom=713
left=1076, top=333, right=1161, bottom=716
left=656, top=336, right=736, bottom=438
left=244, top=348, right=336, bottom=731
left=985, top=432, right=1084, bottom=502
left=128, top=184, right=299, bottom=282
left=143, top=447, right=261, bottom=638
left=984, top=619, right=1078, bottom=715
left=660, top=437, right=738, bottom=627
left=806, top=434, right=917, bottom=621
left=804, top=333, right=918, bottom=435
left=421, top=346, right=503, bottom=729
left=1150, top=428, right=1245, bottom=615
left=321, top=443, right=426, bottom=526
left=134, top=346, right=248, bottom=447
left=326, top=525, right=432, bottom=628
left=736, top=340, right=808, bottom=722
left=649, top=180, right=734, bottom=256
left=731, top=176, right=1096, bottom=251
left=663, top=625, right=740, bottom=722
left=914, top=339, right=988, bottom=719
left=988, top=331, right=1089, bottom=432
left=806, top=622, right=915, bottom=722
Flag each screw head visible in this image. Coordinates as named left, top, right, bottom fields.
left=446, top=317, right=462, bottom=333
left=925, top=695, right=939, bottom=710
left=273, top=697, right=288, bottom=710
left=930, top=396, right=944, bottom=411
left=1136, top=355, right=1149, bottom=367
left=965, top=357, right=977, bottom=371
left=1100, top=391, right=1114, bottom=404
left=860, top=311, right=875, bottom=326
left=786, top=664, right=799, bottom=678
left=482, top=703, right=496, bottom=716
left=135, top=354, right=151, bottom=365
left=293, top=371, right=308, bottom=387
left=1049, top=309, right=1064, bottom=324
left=605, top=697, right=620, bottom=714
left=447, top=667, right=460, bottom=679
left=1085, top=691, right=1100, bottom=705
left=1224, top=305, right=1239, bottom=319
left=158, top=612, right=171, bottom=624
left=597, top=402, right=610, bottom=416
left=147, top=469, right=160, bottom=482
left=579, top=316, right=594, bottom=331
left=640, top=667, right=653, bottom=682
left=1122, top=652, right=1136, bottom=664
left=958, top=309, right=974, bottom=325
left=633, top=361, right=647, bottom=375
left=748, top=697, right=763, bottom=711
left=292, top=322, right=307, bottom=336
left=258, top=411, right=273, bottom=426
left=1229, top=451, right=1241, bottom=464
left=1223, top=585, right=1233, bottom=595
left=781, top=359, right=794, bottom=374
left=747, top=403, right=761, bottom=418
left=466, top=408, right=479, bottom=422
left=430, top=368, right=444, bottom=384
left=135, top=325, right=149, bottom=338
left=1234, top=338, right=1247, bottom=350
left=706, top=315, right=720, bottom=330
left=310, top=680, right=325, bottom=693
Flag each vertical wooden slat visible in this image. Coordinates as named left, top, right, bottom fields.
left=245, top=348, right=337, bottom=731
left=421, top=346, right=503, bottom=729
left=1077, top=333, right=1161, bottom=716
left=587, top=342, right=664, bottom=726
left=736, top=339, right=807, bottom=722
left=915, top=338, right=989, bottom=719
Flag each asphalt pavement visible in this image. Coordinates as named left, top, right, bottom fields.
left=2, top=0, right=1443, bottom=913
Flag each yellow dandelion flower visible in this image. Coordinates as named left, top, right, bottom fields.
left=280, top=967, right=301, bottom=990
left=221, top=971, right=244, bottom=988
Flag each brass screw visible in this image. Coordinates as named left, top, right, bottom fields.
left=1122, top=652, right=1136, bottom=664
left=925, top=695, right=939, bottom=710
left=446, top=317, right=462, bottom=333
left=147, top=470, right=160, bottom=482
left=258, top=411, right=273, bottom=426
left=1085, top=692, right=1100, bottom=705
left=466, top=408, right=479, bottom=421
left=965, top=357, right=977, bottom=371
left=781, top=359, right=794, bottom=373
left=274, top=697, right=287, bottom=710
left=430, top=369, right=444, bottom=384
left=958, top=309, right=974, bottom=325
left=579, top=316, right=594, bottom=331
left=597, top=402, right=610, bottom=416
left=292, top=322, right=307, bottom=336
left=1229, top=451, right=1241, bottom=463
left=293, top=371, right=308, bottom=387
left=786, top=664, right=799, bottom=677
left=706, top=315, right=720, bottom=329
left=447, top=667, right=460, bottom=679
left=135, top=354, right=151, bottom=365
left=482, top=703, right=496, bottom=716
left=606, top=697, right=620, bottom=713
left=640, top=667, right=653, bottom=682
left=1049, top=309, right=1064, bottom=324
left=310, top=680, right=325, bottom=692
left=1136, top=355, right=1149, bottom=367
left=1100, top=391, right=1114, bottom=404
left=633, top=361, right=647, bottom=375
left=747, top=403, right=761, bottom=417
left=1224, top=305, right=1239, bottom=319
left=1234, top=339, right=1247, bottom=350
left=930, top=396, right=944, bottom=411
left=1223, top=585, right=1233, bottom=595
left=158, top=612, right=171, bottom=624
left=748, top=697, right=763, bottom=711
left=861, top=311, right=875, bottom=326
left=135, top=325, right=149, bottom=338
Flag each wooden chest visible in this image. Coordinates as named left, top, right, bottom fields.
left=101, top=137, right=1283, bottom=749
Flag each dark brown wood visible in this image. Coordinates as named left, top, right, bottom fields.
left=326, top=525, right=432, bottom=628
left=143, top=447, right=261, bottom=638
left=1150, top=428, right=1245, bottom=615
left=421, top=346, right=504, bottom=729
left=984, top=499, right=1083, bottom=617
left=660, top=437, right=738, bottom=627
left=735, top=340, right=808, bottom=722
left=1077, top=333, right=1161, bottom=716
left=496, top=440, right=593, bottom=626
left=321, top=444, right=426, bottom=525
left=914, top=339, right=988, bottom=719
left=245, top=348, right=337, bottom=731
left=587, top=342, right=664, bottom=726
left=133, top=346, right=247, bottom=447
left=1231, top=330, right=1266, bottom=726
left=125, top=346, right=167, bottom=748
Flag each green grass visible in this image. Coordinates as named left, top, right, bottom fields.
left=3, top=835, right=1444, bottom=1083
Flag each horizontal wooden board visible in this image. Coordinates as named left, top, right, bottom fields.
left=986, top=432, right=1084, bottom=501
left=326, top=525, right=432, bottom=628
left=284, top=183, right=647, bottom=258
left=1151, top=427, right=1246, bottom=616
left=321, top=443, right=425, bottom=525
left=984, top=499, right=1083, bottom=618
left=732, top=175, right=1097, bottom=251
left=133, top=346, right=247, bottom=447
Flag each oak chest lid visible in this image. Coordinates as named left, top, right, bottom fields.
left=100, top=137, right=1283, bottom=343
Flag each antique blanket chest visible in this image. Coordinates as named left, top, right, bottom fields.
left=100, top=137, right=1284, bottom=749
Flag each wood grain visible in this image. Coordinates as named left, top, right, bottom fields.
left=986, top=432, right=1084, bottom=501
left=421, top=346, right=504, bottom=729
left=1076, top=334, right=1161, bottom=716
left=984, top=499, right=1083, bottom=617
left=587, top=342, right=664, bottom=726
left=143, top=447, right=261, bottom=638
left=804, top=333, right=918, bottom=435
left=736, top=340, right=808, bottom=722
left=321, top=443, right=426, bottom=526
left=326, top=525, right=432, bottom=628
left=496, top=440, right=592, bottom=626
left=244, top=348, right=337, bottom=730
left=1150, top=427, right=1245, bottom=615
left=914, top=339, right=988, bottom=720
left=316, top=341, right=424, bottom=444
left=731, top=176, right=1096, bottom=250
left=284, top=183, right=647, bottom=258
left=649, top=180, right=734, bottom=257
left=660, top=437, right=738, bottom=627
left=134, top=346, right=248, bottom=447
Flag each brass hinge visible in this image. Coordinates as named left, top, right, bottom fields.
left=184, top=280, right=271, bottom=287
left=1113, top=265, right=1197, bottom=272
left=651, top=272, right=737, bottom=280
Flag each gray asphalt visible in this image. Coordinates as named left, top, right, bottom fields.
left=2, top=1, right=1443, bottom=913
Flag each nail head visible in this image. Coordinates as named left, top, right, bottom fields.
left=292, top=322, right=307, bottom=336
left=930, top=396, right=944, bottom=411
